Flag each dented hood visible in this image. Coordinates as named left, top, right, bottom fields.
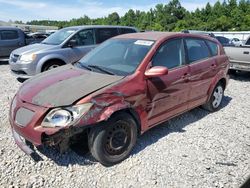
left=18, top=64, right=124, bottom=107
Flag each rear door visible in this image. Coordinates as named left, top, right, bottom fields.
left=146, top=38, right=190, bottom=126
left=66, top=29, right=97, bottom=63
left=185, top=38, right=219, bottom=108
left=119, top=28, right=137, bottom=34
left=0, top=30, right=21, bottom=57
left=95, top=28, right=119, bottom=44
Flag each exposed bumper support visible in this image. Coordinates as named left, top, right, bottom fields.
left=12, top=128, right=43, bottom=162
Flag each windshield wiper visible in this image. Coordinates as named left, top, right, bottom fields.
left=87, top=65, right=115, bottom=75
left=77, top=62, right=92, bottom=71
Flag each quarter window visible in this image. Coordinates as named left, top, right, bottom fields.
left=186, top=39, right=210, bottom=63
left=207, top=41, right=218, bottom=56
left=96, top=28, right=119, bottom=44
left=153, top=39, right=185, bottom=69
left=71, top=29, right=94, bottom=46
left=0, top=30, right=18, bottom=40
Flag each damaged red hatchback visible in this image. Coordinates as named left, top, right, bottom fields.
left=10, top=32, right=229, bottom=166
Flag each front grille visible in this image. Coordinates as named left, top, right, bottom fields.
left=15, top=108, right=35, bottom=127
left=11, top=54, right=19, bottom=63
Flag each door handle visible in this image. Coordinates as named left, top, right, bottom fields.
left=181, top=73, right=190, bottom=81
left=211, top=64, right=217, bottom=69
left=243, top=51, right=249, bottom=55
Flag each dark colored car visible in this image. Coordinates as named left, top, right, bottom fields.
left=26, top=32, right=49, bottom=44
left=10, top=32, right=229, bottom=166
left=0, top=27, right=47, bottom=61
left=215, top=36, right=234, bottom=46
left=0, top=27, right=26, bottom=60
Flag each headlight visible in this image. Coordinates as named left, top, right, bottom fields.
left=19, top=53, right=36, bottom=62
left=42, top=103, right=93, bottom=128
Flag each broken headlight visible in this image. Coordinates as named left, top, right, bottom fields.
left=42, top=103, right=93, bottom=128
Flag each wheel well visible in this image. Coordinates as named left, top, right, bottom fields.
left=42, top=59, right=66, bottom=71
left=110, top=108, right=142, bottom=136
left=218, top=78, right=226, bottom=90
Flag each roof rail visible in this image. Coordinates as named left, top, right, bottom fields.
left=181, top=30, right=215, bottom=37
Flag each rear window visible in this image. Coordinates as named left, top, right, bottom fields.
left=185, top=38, right=210, bottom=63
left=96, top=28, right=119, bottom=44
left=0, top=30, right=18, bottom=40
left=206, top=40, right=218, bottom=56
left=120, top=28, right=137, bottom=34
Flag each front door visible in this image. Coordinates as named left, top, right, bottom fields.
left=67, top=29, right=97, bottom=63
left=146, top=38, right=190, bottom=127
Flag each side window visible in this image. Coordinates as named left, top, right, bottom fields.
left=0, top=30, right=18, bottom=40
left=120, top=28, right=136, bottom=34
left=96, top=28, right=119, bottom=44
left=246, top=38, right=250, bottom=45
left=71, top=29, right=94, bottom=46
left=206, top=40, right=218, bottom=56
left=185, top=38, right=210, bottom=63
left=153, top=39, right=185, bottom=69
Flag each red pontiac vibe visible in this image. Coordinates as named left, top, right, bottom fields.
left=10, top=32, right=229, bottom=166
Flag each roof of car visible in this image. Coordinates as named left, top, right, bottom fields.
left=114, top=32, right=179, bottom=41
left=65, top=25, right=138, bottom=30
left=114, top=31, right=219, bottom=43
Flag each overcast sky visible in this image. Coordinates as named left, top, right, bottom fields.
left=0, top=0, right=220, bottom=22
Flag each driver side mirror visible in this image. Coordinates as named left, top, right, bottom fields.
left=145, top=66, right=168, bottom=78
left=68, top=39, right=77, bottom=48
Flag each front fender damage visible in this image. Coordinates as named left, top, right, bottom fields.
left=79, top=91, right=148, bottom=127
left=41, top=90, right=148, bottom=154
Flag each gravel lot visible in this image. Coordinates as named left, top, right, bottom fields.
left=0, top=62, right=249, bottom=188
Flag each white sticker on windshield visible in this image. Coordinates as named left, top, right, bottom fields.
left=134, top=40, right=154, bottom=46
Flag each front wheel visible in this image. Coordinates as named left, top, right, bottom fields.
left=202, top=83, right=224, bottom=112
left=88, top=113, right=138, bottom=166
left=42, top=61, right=63, bottom=72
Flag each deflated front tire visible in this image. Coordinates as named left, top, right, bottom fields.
left=88, top=112, right=138, bottom=166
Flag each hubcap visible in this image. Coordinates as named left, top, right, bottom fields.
left=105, top=121, right=131, bottom=156
left=47, top=64, right=59, bottom=70
left=212, top=86, right=223, bottom=108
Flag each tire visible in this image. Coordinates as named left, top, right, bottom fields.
left=202, top=82, right=224, bottom=112
left=228, top=69, right=237, bottom=75
left=42, top=61, right=64, bottom=72
left=88, top=112, right=138, bottom=166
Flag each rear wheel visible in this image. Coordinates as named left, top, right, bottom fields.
left=42, top=61, right=64, bottom=72
left=88, top=113, right=137, bottom=166
left=202, top=83, right=224, bottom=112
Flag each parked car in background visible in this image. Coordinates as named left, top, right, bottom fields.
left=0, top=27, right=26, bottom=61
left=230, top=38, right=244, bottom=46
left=9, top=25, right=138, bottom=78
left=0, top=27, right=47, bottom=61
left=26, top=32, right=48, bottom=44
left=10, top=32, right=229, bottom=166
left=215, top=36, right=234, bottom=46
left=224, top=36, right=250, bottom=72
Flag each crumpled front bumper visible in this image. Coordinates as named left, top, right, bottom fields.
left=12, top=128, right=34, bottom=155
left=12, top=128, right=43, bottom=161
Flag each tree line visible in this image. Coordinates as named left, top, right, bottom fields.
left=25, top=0, right=250, bottom=31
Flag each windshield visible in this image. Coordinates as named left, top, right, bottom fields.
left=41, top=28, right=77, bottom=45
left=78, top=39, right=154, bottom=76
